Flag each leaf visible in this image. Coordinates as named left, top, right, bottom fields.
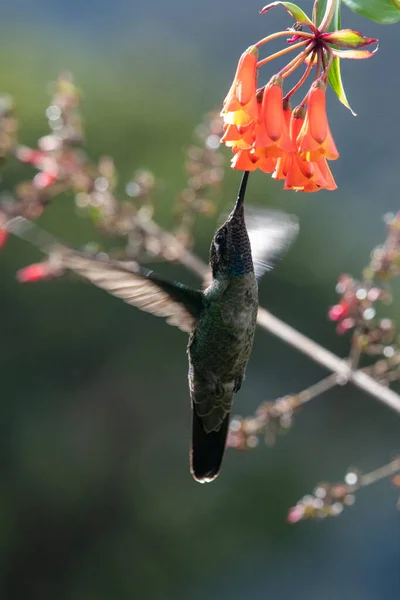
left=332, top=48, right=377, bottom=59
left=322, top=29, right=378, bottom=48
left=317, top=1, right=356, bottom=115
left=327, top=57, right=356, bottom=116
left=260, top=2, right=314, bottom=27
left=342, top=0, right=400, bottom=24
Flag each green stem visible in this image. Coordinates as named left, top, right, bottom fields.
left=321, top=48, right=334, bottom=81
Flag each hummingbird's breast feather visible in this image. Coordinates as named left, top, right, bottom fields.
left=190, top=273, right=258, bottom=369
left=187, top=273, right=258, bottom=432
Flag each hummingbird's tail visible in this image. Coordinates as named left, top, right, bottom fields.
left=190, top=410, right=230, bottom=483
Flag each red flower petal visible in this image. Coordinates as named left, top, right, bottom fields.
left=231, top=149, right=259, bottom=171
left=17, top=263, right=53, bottom=283
left=33, top=172, right=58, bottom=189
left=222, top=46, right=259, bottom=125
left=0, top=229, right=8, bottom=249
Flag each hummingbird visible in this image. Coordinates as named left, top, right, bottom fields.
left=6, top=172, right=298, bottom=483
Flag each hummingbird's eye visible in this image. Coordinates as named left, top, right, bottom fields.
left=215, top=231, right=225, bottom=246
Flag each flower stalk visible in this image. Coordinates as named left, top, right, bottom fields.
left=256, top=39, right=310, bottom=68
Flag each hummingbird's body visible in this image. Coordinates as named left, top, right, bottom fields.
left=187, top=179, right=259, bottom=480
left=6, top=172, right=297, bottom=483
left=191, top=271, right=258, bottom=411
left=188, top=272, right=258, bottom=481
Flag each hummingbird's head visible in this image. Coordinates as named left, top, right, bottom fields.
left=209, top=172, right=253, bottom=278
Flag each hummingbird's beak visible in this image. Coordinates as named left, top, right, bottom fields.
left=230, top=171, right=249, bottom=219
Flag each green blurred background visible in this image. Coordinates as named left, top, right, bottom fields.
left=1, top=1, right=400, bottom=599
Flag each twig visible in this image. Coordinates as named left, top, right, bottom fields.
left=296, top=373, right=339, bottom=406
left=227, top=373, right=340, bottom=449
left=256, top=308, right=400, bottom=415
left=348, top=327, right=362, bottom=370
left=288, top=456, right=400, bottom=522
left=350, top=457, right=400, bottom=492
left=137, top=216, right=210, bottom=279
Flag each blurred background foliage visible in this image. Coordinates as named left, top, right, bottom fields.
left=1, top=1, right=400, bottom=599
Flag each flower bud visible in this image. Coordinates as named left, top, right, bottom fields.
left=328, top=302, right=349, bottom=322
left=0, top=229, right=8, bottom=249
left=17, top=262, right=57, bottom=283
left=33, top=171, right=58, bottom=189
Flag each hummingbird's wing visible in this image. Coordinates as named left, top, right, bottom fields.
left=6, top=217, right=204, bottom=333
left=245, top=207, right=299, bottom=281
left=56, top=253, right=204, bottom=333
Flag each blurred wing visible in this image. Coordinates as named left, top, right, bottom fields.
left=58, top=253, right=204, bottom=333
left=245, top=207, right=299, bottom=281
left=6, top=217, right=204, bottom=333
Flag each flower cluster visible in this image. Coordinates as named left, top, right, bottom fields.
left=15, top=73, right=84, bottom=192
left=174, top=111, right=224, bottom=247
left=365, top=212, right=400, bottom=281
left=0, top=94, right=17, bottom=162
left=220, top=1, right=377, bottom=191
left=287, top=472, right=359, bottom=523
left=0, top=73, right=86, bottom=246
left=328, top=274, right=393, bottom=340
left=329, top=213, right=400, bottom=364
left=368, top=354, right=400, bottom=387
left=288, top=459, right=400, bottom=524
left=227, top=395, right=298, bottom=449
left=1, top=74, right=225, bottom=275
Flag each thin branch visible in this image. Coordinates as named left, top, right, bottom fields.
left=296, top=373, right=339, bottom=406
left=348, top=328, right=362, bottom=370
left=228, top=361, right=399, bottom=450
left=255, top=308, right=400, bottom=415
left=227, top=373, right=339, bottom=449
left=351, top=457, right=400, bottom=491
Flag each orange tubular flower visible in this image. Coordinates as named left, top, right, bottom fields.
left=258, top=156, right=277, bottom=174
left=277, top=108, right=314, bottom=191
left=220, top=0, right=378, bottom=192
left=221, top=46, right=259, bottom=127
left=254, top=75, right=294, bottom=156
left=296, top=81, right=339, bottom=161
left=221, top=122, right=255, bottom=149
left=274, top=106, right=337, bottom=192
left=315, top=157, right=337, bottom=190
left=231, top=148, right=259, bottom=171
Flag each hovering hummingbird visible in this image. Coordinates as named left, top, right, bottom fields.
left=6, top=172, right=298, bottom=483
